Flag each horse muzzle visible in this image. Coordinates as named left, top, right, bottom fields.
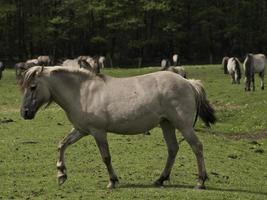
left=21, top=107, right=36, bottom=120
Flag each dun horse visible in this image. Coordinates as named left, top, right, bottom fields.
left=20, top=66, right=216, bottom=189
left=227, top=57, right=241, bottom=84
left=243, top=53, right=266, bottom=91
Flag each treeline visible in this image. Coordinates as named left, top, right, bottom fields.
left=0, top=0, right=267, bottom=66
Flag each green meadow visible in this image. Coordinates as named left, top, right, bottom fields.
left=0, top=66, right=267, bottom=200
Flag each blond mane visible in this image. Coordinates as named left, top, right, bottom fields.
left=20, top=66, right=102, bottom=90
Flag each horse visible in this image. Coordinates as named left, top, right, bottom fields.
left=62, top=59, right=80, bottom=69
left=160, top=59, right=187, bottom=78
left=78, top=57, right=104, bottom=74
left=37, top=56, right=51, bottom=66
left=98, top=56, right=105, bottom=69
left=222, top=56, right=229, bottom=74
left=26, top=59, right=39, bottom=66
left=15, top=62, right=26, bottom=79
left=226, top=57, right=242, bottom=84
left=243, top=53, right=266, bottom=91
left=0, top=61, right=5, bottom=80
left=172, top=54, right=179, bottom=66
left=20, top=66, right=216, bottom=189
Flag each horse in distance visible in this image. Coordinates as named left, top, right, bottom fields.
left=20, top=66, right=216, bottom=189
left=172, top=54, right=179, bottom=66
left=37, top=56, right=52, bottom=66
left=227, top=57, right=242, bottom=84
left=0, top=61, right=5, bottom=80
left=243, top=53, right=266, bottom=91
left=78, top=56, right=104, bottom=74
left=222, top=56, right=229, bottom=74
left=160, top=59, right=187, bottom=78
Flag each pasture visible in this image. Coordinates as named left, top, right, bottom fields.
left=0, top=65, right=267, bottom=199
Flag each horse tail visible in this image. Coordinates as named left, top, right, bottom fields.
left=188, top=79, right=217, bottom=127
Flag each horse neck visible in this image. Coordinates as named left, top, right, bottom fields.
left=46, top=72, right=85, bottom=112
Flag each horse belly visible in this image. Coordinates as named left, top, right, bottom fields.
left=108, top=113, right=160, bottom=134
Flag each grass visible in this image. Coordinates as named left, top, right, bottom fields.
left=0, top=66, right=267, bottom=200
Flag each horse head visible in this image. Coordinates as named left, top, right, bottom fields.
left=20, top=66, right=51, bottom=119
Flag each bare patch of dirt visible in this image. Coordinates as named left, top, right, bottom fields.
left=195, top=128, right=267, bottom=140
left=227, top=130, right=267, bottom=140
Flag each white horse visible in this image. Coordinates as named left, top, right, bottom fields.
left=227, top=57, right=242, bottom=84
left=20, top=66, right=216, bottom=189
left=243, top=53, right=266, bottom=91
left=172, top=54, right=179, bottom=66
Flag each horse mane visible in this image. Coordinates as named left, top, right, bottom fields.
left=19, top=66, right=105, bottom=90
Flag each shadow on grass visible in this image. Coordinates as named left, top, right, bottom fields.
left=119, top=183, right=267, bottom=196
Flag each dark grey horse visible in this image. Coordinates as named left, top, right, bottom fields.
left=0, top=61, right=5, bottom=80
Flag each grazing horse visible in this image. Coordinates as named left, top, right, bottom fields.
left=222, top=56, right=229, bottom=74
left=20, top=66, right=216, bottom=189
left=227, top=57, right=241, bottom=84
left=37, top=56, right=51, bottom=66
left=243, top=53, right=266, bottom=91
left=161, top=59, right=187, bottom=78
left=0, top=61, right=5, bottom=80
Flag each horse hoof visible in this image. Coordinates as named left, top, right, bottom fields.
left=107, top=180, right=119, bottom=189
left=154, top=180, right=164, bottom=187
left=58, top=174, right=67, bottom=185
left=194, top=185, right=206, bottom=190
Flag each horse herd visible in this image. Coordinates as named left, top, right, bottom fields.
left=11, top=55, right=106, bottom=80
left=1, top=53, right=266, bottom=190
left=222, top=53, right=266, bottom=91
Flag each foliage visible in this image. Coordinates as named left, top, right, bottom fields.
left=1, top=0, right=267, bottom=65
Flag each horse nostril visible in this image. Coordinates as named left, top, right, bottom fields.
left=24, top=108, right=29, bottom=115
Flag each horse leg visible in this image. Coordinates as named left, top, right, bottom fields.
left=154, top=120, right=178, bottom=186
left=181, top=128, right=207, bottom=189
left=94, top=133, right=119, bottom=189
left=259, top=72, right=264, bottom=90
left=231, top=73, right=235, bottom=84
left=57, top=128, right=85, bottom=185
left=252, top=73, right=255, bottom=91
